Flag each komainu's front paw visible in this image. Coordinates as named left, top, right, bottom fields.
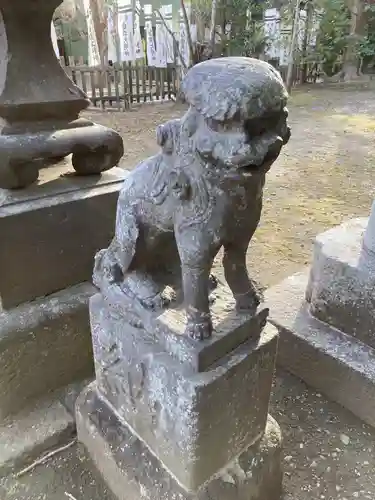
left=140, top=292, right=172, bottom=311
left=185, top=319, right=213, bottom=341
left=235, top=291, right=260, bottom=314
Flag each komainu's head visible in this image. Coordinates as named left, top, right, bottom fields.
left=179, top=57, right=290, bottom=178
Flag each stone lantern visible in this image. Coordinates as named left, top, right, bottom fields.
left=0, top=0, right=123, bottom=189
left=0, top=1, right=125, bottom=471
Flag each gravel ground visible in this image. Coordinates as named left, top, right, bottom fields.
left=1, top=369, right=375, bottom=500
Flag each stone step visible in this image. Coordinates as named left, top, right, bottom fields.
left=0, top=282, right=95, bottom=420
left=0, top=393, right=75, bottom=477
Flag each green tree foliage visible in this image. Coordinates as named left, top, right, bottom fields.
left=191, top=0, right=271, bottom=58
left=299, top=0, right=375, bottom=77
left=224, top=0, right=270, bottom=57
left=314, top=0, right=351, bottom=75
left=359, top=3, right=375, bottom=68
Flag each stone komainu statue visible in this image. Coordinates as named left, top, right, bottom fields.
left=94, top=57, right=291, bottom=341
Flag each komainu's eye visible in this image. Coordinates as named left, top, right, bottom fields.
left=244, top=118, right=265, bottom=137
left=206, top=118, right=240, bottom=133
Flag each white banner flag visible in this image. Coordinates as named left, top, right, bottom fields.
left=178, top=8, right=190, bottom=67
left=155, top=17, right=167, bottom=68
left=225, top=23, right=232, bottom=39
left=118, top=9, right=135, bottom=62
left=190, top=24, right=197, bottom=43
left=215, top=25, right=222, bottom=43
left=279, top=21, right=292, bottom=65
left=145, top=4, right=158, bottom=66
left=264, top=8, right=280, bottom=59
left=107, top=7, right=118, bottom=62
left=163, top=5, right=174, bottom=64
left=83, top=0, right=100, bottom=66
left=298, top=9, right=307, bottom=51
left=51, top=22, right=59, bottom=58
left=309, top=10, right=322, bottom=46
left=133, top=1, right=144, bottom=60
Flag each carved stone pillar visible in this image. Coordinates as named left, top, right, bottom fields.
left=0, top=0, right=123, bottom=189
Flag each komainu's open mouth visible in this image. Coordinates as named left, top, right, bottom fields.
left=238, top=164, right=259, bottom=172
left=237, top=163, right=266, bottom=176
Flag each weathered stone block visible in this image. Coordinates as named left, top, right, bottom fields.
left=306, top=218, right=375, bottom=348
left=0, top=283, right=95, bottom=420
left=267, top=270, right=375, bottom=428
left=0, top=165, right=126, bottom=309
left=100, top=283, right=269, bottom=372
left=0, top=396, right=75, bottom=477
left=90, top=291, right=278, bottom=491
left=77, top=383, right=283, bottom=500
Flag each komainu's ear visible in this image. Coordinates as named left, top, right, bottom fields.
left=156, top=124, right=167, bottom=147
left=156, top=122, right=175, bottom=154
left=170, top=171, right=191, bottom=201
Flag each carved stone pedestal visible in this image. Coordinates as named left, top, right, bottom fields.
left=0, top=0, right=123, bottom=189
left=76, top=285, right=283, bottom=500
left=77, top=385, right=282, bottom=500
left=267, top=209, right=375, bottom=428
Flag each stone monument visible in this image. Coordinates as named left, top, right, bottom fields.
left=77, top=57, right=291, bottom=500
left=0, top=0, right=124, bottom=474
left=267, top=200, right=375, bottom=428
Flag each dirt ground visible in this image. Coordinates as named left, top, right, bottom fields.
left=2, top=370, right=375, bottom=500
left=2, top=83, right=374, bottom=500
left=84, top=82, right=375, bottom=288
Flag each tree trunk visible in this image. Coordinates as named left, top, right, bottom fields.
left=180, top=0, right=196, bottom=65
left=286, top=0, right=301, bottom=93
left=209, top=0, right=219, bottom=55
left=341, top=0, right=366, bottom=80
left=300, top=2, right=313, bottom=83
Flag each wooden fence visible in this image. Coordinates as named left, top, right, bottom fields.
left=61, top=56, right=321, bottom=112
left=61, top=56, right=180, bottom=110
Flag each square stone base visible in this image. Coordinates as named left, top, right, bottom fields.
left=90, top=291, right=278, bottom=490
left=266, top=270, right=375, bottom=428
left=306, top=218, right=375, bottom=348
left=0, top=164, right=126, bottom=309
left=0, top=394, right=75, bottom=477
left=76, top=383, right=283, bottom=500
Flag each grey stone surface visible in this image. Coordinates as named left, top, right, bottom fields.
left=0, top=165, right=126, bottom=309
left=101, top=281, right=269, bottom=372
left=77, top=382, right=283, bottom=500
left=306, top=218, right=375, bottom=349
left=359, top=200, right=375, bottom=272
left=94, top=57, right=291, bottom=341
left=267, top=270, right=375, bottom=428
left=0, top=282, right=95, bottom=420
left=0, top=395, right=75, bottom=477
left=58, top=377, right=94, bottom=417
left=90, top=291, right=278, bottom=491
left=0, top=1, right=124, bottom=188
